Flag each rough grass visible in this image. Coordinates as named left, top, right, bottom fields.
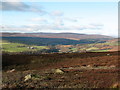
left=2, top=51, right=119, bottom=71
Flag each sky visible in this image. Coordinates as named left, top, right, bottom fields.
left=0, top=0, right=118, bottom=37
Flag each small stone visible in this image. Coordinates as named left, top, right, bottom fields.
left=110, top=65, right=116, bottom=68
left=87, top=65, right=91, bottom=67
left=24, top=74, right=32, bottom=81
left=7, top=69, right=15, bottom=73
left=54, top=69, right=64, bottom=74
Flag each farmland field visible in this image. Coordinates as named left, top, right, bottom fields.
left=1, top=37, right=119, bottom=53
left=1, top=40, right=49, bottom=52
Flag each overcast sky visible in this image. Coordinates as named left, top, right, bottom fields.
left=0, top=0, right=118, bottom=37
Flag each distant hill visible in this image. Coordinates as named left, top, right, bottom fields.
left=1, top=32, right=113, bottom=40
left=2, top=37, right=109, bottom=46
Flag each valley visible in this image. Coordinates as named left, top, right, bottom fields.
left=1, top=1, right=119, bottom=89
left=1, top=35, right=119, bottom=53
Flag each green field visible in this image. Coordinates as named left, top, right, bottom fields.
left=91, top=49, right=108, bottom=52
left=86, top=47, right=99, bottom=51
left=70, top=48, right=78, bottom=52
left=1, top=40, right=49, bottom=52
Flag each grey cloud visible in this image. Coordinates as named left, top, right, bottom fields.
left=0, top=2, right=46, bottom=15
left=1, top=23, right=103, bottom=33
left=26, top=23, right=102, bottom=31
left=1, top=2, right=30, bottom=11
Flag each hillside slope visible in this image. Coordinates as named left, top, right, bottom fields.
left=1, top=32, right=113, bottom=40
